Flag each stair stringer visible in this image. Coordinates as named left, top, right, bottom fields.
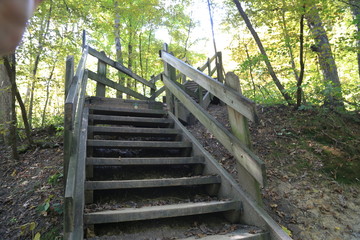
left=168, top=112, right=291, bottom=240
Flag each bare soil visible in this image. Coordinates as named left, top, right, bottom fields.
left=0, top=130, right=63, bottom=240
left=0, top=104, right=359, bottom=240
left=187, top=104, right=360, bottom=240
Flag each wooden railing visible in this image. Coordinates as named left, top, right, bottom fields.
left=63, top=41, right=160, bottom=239
left=160, top=44, right=266, bottom=194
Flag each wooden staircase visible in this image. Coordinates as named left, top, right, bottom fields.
left=81, top=96, right=268, bottom=239
left=64, top=40, right=291, bottom=239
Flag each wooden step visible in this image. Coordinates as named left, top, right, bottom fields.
left=89, top=105, right=167, bottom=118
left=84, top=200, right=242, bottom=224
left=87, top=140, right=192, bottom=148
left=85, top=175, right=221, bottom=190
left=86, top=156, right=204, bottom=166
left=88, top=126, right=180, bottom=137
left=89, top=96, right=164, bottom=110
left=88, top=114, right=173, bottom=127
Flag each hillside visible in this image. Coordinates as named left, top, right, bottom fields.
left=0, top=104, right=359, bottom=239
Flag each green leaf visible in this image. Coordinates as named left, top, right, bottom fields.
left=33, top=232, right=41, bottom=240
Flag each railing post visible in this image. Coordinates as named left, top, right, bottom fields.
left=225, top=72, right=262, bottom=205
left=216, top=52, right=224, bottom=83
left=207, top=58, right=211, bottom=76
left=96, top=51, right=107, bottom=97
left=163, top=43, right=176, bottom=113
left=64, top=55, right=74, bottom=185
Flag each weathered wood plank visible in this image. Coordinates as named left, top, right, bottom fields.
left=161, top=50, right=257, bottom=122
left=150, top=86, right=166, bottom=100
left=65, top=55, right=74, bottom=100
left=64, top=71, right=89, bottom=234
left=85, top=176, right=221, bottom=190
left=72, top=105, right=89, bottom=239
left=88, top=70, right=149, bottom=100
left=65, top=46, right=88, bottom=109
left=88, top=105, right=166, bottom=116
left=86, top=156, right=204, bottom=166
left=87, top=139, right=192, bottom=148
left=89, top=126, right=179, bottom=136
left=84, top=200, right=242, bottom=224
left=88, top=96, right=164, bottom=110
left=95, top=51, right=106, bottom=97
left=88, top=46, right=155, bottom=90
left=88, top=114, right=173, bottom=126
left=163, top=75, right=266, bottom=186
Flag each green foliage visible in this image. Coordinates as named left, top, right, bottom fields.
left=222, top=0, right=359, bottom=108
left=47, top=172, right=63, bottom=185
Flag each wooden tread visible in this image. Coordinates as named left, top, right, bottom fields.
left=89, top=105, right=166, bottom=117
left=88, top=114, right=173, bottom=127
left=84, top=200, right=242, bottom=224
left=86, top=156, right=204, bottom=166
left=88, top=126, right=180, bottom=136
left=87, top=139, right=192, bottom=148
left=85, top=175, right=221, bottom=190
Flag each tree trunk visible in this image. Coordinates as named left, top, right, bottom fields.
left=232, top=0, right=293, bottom=105
left=41, top=64, right=55, bottom=127
left=4, top=56, right=34, bottom=147
left=28, top=1, right=53, bottom=128
left=114, top=0, right=125, bottom=98
left=305, top=5, right=343, bottom=107
left=3, top=55, right=19, bottom=160
left=0, top=62, right=12, bottom=144
left=296, top=11, right=305, bottom=108
left=350, top=0, right=360, bottom=79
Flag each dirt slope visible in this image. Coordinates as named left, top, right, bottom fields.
left=187, top=104, right=360, bottom=240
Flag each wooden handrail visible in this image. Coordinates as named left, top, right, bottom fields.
left=162, top=74, right=266, bottom=186
left=160, top=50, right=258, bottom=122
left=88, top=46, right=156, bottom=90
left=64, top=47, right=89, bottom=237
left=65, top=46, right=88, bottom=130
left=88, top=70, right=149, bottom=100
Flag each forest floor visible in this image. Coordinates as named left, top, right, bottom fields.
left=0, top=104, right=359, bottom=240
left=187, top=104, right=360, bottom=240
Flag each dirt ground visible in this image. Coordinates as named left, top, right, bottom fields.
left=0, top=130, right=63, bottom=240
left=187, top=104, right=360, bottom=240
left=0, top=104, right=359, bottom=240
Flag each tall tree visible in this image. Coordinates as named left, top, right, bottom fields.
left=2, top=55, right=19, bottom=160
left=232, top=0, right=293, bottom=105
left=349, top=0, right=360, bottom=79
left=305, top=4, right=344, bottom=107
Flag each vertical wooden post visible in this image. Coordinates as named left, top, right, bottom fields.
left=207, top=58, right=211, bottom=76
left=163, top=44, right=176, bottom=113
left=82, top=30, right=87, bottom=49
left=65, top=56, right=74, bottom=101
left=181, top=74, right=186, bottom=84
left=64, top=56, right=74, bottom=185
left=225, top=72, right=262, bottom=205
left=96, top=51, right=107, bottom=97
left=217, top=52, right=224, bottom=83
left=198, top=86, right=203, bottom=107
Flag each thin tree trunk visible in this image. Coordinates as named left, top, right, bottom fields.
left=305, top=5, right=343, bottom=107
left=0, top=64, right=12, bottom=144
left=296, top=11, right=306, bottom=108
left=28, top=1, right=53, bottom=128
left=41, top=64, right=55, bottom=127
left=3, top=55, right=19, bottom=160
left=279, top=2, right=300, bottom=81
left=114, top=0, right=125, bottom=98
left=244, top=44, right=256, bottom=99
left=350, top=0, right=360, bottom=79
left=232, top=0, right=293, bottom=105
left=4, top=56, right=34, bottom=147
